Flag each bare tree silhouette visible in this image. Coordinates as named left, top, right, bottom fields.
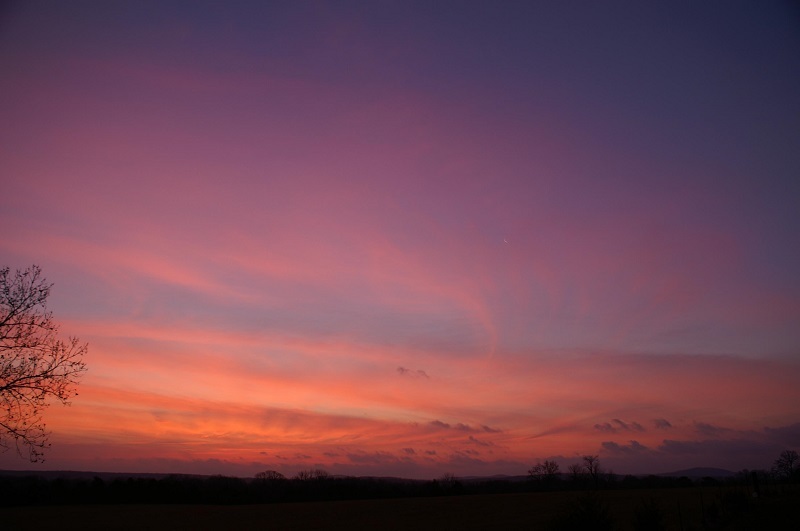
left=437, top=472, right=462, bottom=494
left=568, top=462, right=584, bottom=483
left=528, top=459, right=560, bottom=487
left=0, top=265, right=87, bottom=461
left=583, top=455, right=601, bottom=487
left=255, top=470, right=286, bottom=482
left=772, top=450, right=799, bottom=481
left=294, top=468, right=329, bottom=481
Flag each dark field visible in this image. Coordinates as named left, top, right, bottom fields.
left=4, top=487, right=797, bottom=531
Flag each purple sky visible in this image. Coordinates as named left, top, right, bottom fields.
left=1, top=1, right=799, bottom=478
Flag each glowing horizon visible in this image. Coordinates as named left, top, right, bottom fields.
left=1, top=1, right=799, bottom=479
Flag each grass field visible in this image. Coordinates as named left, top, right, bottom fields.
left=5, top=487, right=797, bottom=530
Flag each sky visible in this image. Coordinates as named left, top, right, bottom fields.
left=1, top=1, right=799, bottom=479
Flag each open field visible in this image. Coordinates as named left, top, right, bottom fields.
left=5, top=487, right=798, bottom=530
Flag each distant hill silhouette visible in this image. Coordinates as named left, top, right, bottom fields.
left=1, top=468, right=738, bottom=482
left=656, top=467, right=734, bottom=478
left=0, top=469, right=193, bottom=481
left=459, top=474, right=529, bottom=483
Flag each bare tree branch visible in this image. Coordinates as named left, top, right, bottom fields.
left=1, top=265, right=88, bottom=462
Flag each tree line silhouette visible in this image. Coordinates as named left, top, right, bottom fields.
left=1, top=451, right=797, bottom=508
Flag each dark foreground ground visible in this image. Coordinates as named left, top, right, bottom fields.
left=4, top=487, right=798, bottom=531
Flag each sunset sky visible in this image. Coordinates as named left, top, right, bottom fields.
left=1, top=1, right=799, bottom=479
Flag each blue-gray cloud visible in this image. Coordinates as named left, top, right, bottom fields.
left=429, top=420, right=502, bottom=433
left=467, top=435, right=494, bottom=447
left=694, top=422, right=733, bottom=437
left=763, top=422, right=800, bottom=445
left=594, top=419, right=645, bottom=434
left=397, top=366, right=429, bottom=378
left=602, top=440, right=650, bottom=454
